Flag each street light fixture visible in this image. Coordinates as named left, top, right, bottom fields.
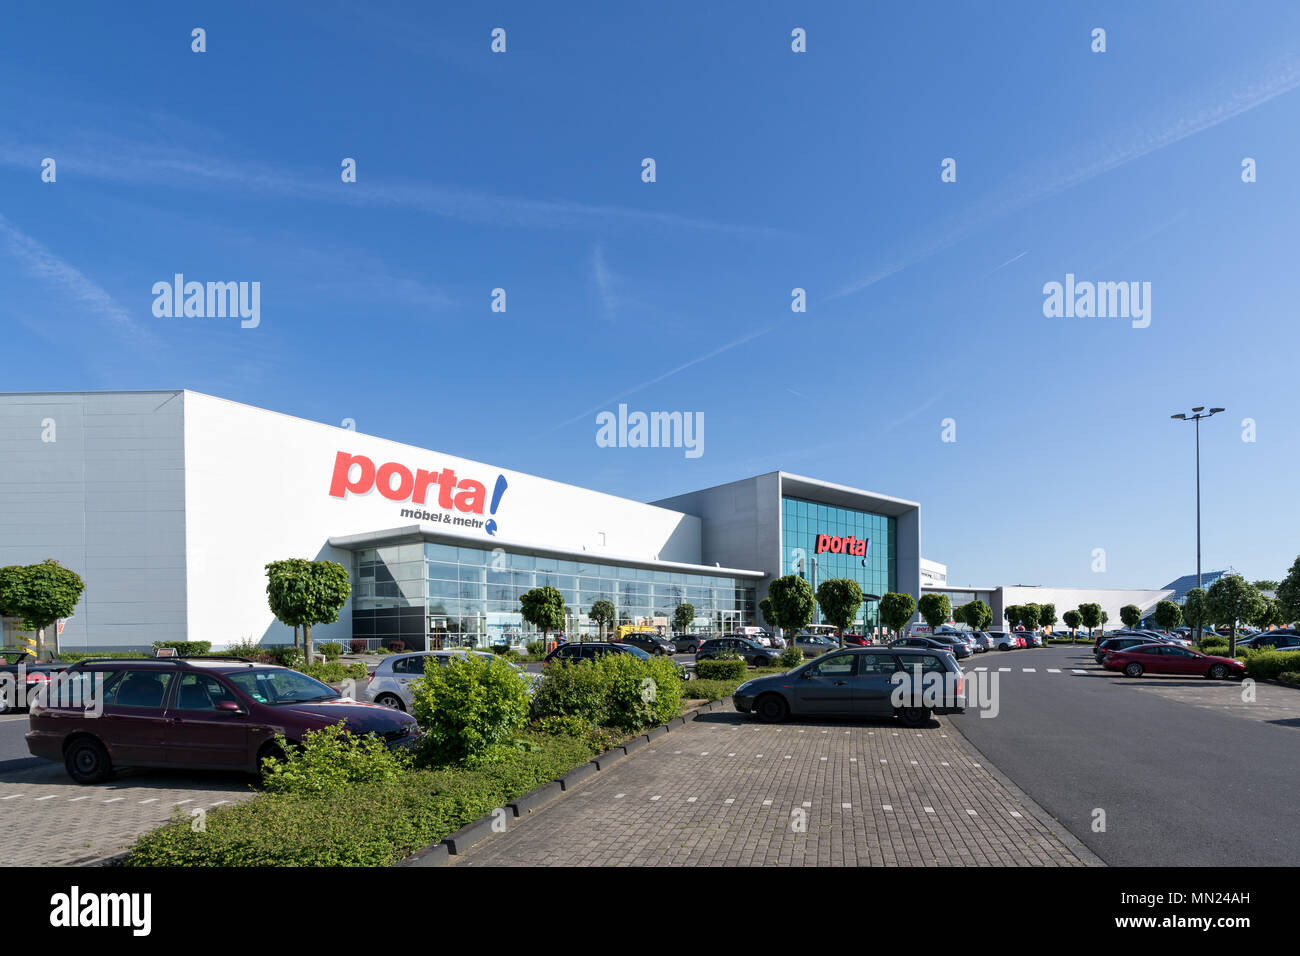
left=1170, top=406, right=1225, bottom=639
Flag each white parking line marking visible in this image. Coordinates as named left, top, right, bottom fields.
left=784, top=755, right=791, bottom=760
left=673, top=750, right=682, bottom=754
left=724, top=798, right=735, bottom=804
left=728, top=753, right=736, bottom=757
left=615, top=793, right=625, bottom=798
left=975, top=667, right=988, bottom=671
left=924, top=806, right=935, bottom=813
left=138, top=798, right=158, bottom=804
left=883, top=804, right=893, bottom=811
left=1010, top=811, right=1023, bottom=818
left=842, top=802, right=852, bottom=809
left=763, top=799, right=772, bottom=806
left=2, top=795, right=22, bottom=801
left=910, top=760, right=918, bottom=765
left=880, top=759, right=887, bottom=764
left=850, top=757, right=857, bottom=762
left=967, top=809, right=978, bottom=816
left=173, top=799, right=194, bottom=805
left=756, top=754, right=763, bottom=758
left=208, top=800, right=229, bottom=807
left=998, top=667, right=1010, bottom=672
left=687, top=797, right=697, bottom=802
left=802, top=801, right=812, bottom=807
left=103, top=797, right=124, bottom=803
left=1073, top=669, right=1088, bottom=674
left=650, top=795, right=661, bottom=801
left=1023, top=668, right=1036, bottom=673
left=700, top=752, right=709, bottom=756
left=34, top=795, right=57, bottom=801
left=67, top=796, right=89, bottom=802
left=820, top=756, right=828, bottom=761
left=941, top=761, right=950, bottom=766
left=1047, top=668, right=1061, bottom=673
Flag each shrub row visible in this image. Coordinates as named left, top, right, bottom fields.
left=152, top=640, right=212, bottom=656
left=1243, top=650, right=1300, bottom=682
left=696, top=657, right=747, bottom=681
left=531, top=654, right=683, bottom=733
left=123, top=731, right=595, bottom=867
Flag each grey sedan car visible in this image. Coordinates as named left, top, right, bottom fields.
left=364, top=650, right=539, bottom=711
left=733, top=646, right=965, bottom=728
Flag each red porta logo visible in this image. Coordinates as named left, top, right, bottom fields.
left=329, top=451, right=487, bottom=513
left=815, top=534, right=869, bottom=557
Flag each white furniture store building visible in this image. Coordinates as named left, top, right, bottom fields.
left=0, top=391, right=923, bottom=652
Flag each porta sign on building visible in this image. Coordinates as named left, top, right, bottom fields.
left=815, top=534, right=870, bottom=558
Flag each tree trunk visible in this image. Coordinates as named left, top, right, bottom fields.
left=35, top=626, right=46, bottom=661
left=304, top=624, right=313, bottom=665
left=293, top=624, right=300, bottom=650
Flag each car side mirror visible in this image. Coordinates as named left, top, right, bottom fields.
left=216, top=700, right=245, bottom=714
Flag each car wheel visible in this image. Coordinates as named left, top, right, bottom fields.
left=897, top=706, right=931, bottom=728
left=1124, top=662, right=1144, bottom=678
left=1208, top=664, right=1229, bottom=680
left=375, top=693, right=405, bottom=711
left=64, top=737, right=112, bottom=784
left=755, top=694, right=788, bottom=724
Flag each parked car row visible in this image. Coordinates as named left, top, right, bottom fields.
left=27, top=656, right=420, bottom=784
left=1099, top=642, right=1247, bottom=680
left=733, top=645, right=965, bottom=728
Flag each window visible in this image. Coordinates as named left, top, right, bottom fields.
left=857, top=654, right=901, bottom=675
left=898, top=654, right=947, bottom=673
left=809, top=654, right=855, bottom=677
left=172, top=673, right=236, bottom=711
left=107, top=670, right=173, bottom=708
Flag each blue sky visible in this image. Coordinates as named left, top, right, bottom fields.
left=2, top=1, right=1297, bottom=589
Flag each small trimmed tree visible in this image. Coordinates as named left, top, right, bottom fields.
left=766, top=575, right=816, bottom=641
left=1019, top=603, right=1040, bottom=633
left=1062, top=609, right=1081, bottom=637
left=521, top=586, right=567, bottom=648
left=588, top=599, right=615, bottom=642
left=759, top=597, right=777, bottom=632
left=265, top=559, right=351, bottom=663
left=0, top=560, right=85, bottom=659
left=1078, top=603, right=1102, bottom=639
left=965, top=599, right=992, bottom=632
left=1120, top=604, right=1142, bottom=630
left=917, top=592, right=951, bottom=634
left=1152, top=600, right=1182, bottom=630
left=816, top=578, right=863, bottom=647
left=1276, top=556, right=1300, bottom=626
left=1039, top=603, right=1057, bottom=635
left=672, top=602, right=695, bottom=637
left=879, top=591, right=916, bottom=639
left=1206, top=574, right=1263, bottom=656
left=1182, top=587, right=1210, bottom=642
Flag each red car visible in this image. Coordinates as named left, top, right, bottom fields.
left=841, top=633, right=872, bottom=647
left=1102, top=643, right=1245, bottom=680
left=27, top=656, right=419, bottom=783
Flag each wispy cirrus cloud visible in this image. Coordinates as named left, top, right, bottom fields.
left=0, top=135, right=785, bottom=239
left=0, top=212, right=155, bottom=347
left=550, top=325, right=775, bottom=431
left=830, top=51, right=1300, bottom=301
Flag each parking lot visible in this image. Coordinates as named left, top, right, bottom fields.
left=451, top=708, right=1097, bottom=867
left=0, top=759, right=255, bottom=866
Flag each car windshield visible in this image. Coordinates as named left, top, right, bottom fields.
left=621, top=644, right=652, bottom=659
left=225, top=668, right=339, bottom=704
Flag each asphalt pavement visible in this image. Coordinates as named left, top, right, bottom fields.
left=949, top=642, right=1300, bottom=866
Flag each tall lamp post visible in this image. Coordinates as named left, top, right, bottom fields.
left=1170, top=406, right=1225, bottom=640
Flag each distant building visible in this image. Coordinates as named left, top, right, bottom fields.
left=1160, top=570, right=1232, bottom=604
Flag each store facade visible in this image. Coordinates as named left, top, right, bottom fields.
left=0, top=390, right=920, bottom=652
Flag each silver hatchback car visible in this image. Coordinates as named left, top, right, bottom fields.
left=363, top=651, right=541, bottom=712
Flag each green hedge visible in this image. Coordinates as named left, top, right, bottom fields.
left=153, top=641, right=212, bottom=656
left=1244, top=650, right=1300, bottom=681
left=1278, top=671, right=1300, bottom=685
left=123, top=731, right=595, bottom=867
left=302, top=660, right=367, bottom=684
left=531, top=654, right=683, bottom=732
left=696, top=658, right=748, bottom=681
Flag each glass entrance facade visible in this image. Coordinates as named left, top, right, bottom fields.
left=781, top=496, right=896, bottom=630
left=351, top=541, right=756, bottom=650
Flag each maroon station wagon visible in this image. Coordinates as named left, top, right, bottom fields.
left=27, top=657, right=419, bottom=784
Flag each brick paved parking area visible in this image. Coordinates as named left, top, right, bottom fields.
left=452, top=706, right=1099, bottom=867
left=0, top=762, right=256, bottom=866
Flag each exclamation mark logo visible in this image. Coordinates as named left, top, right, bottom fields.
left=485, top=474, right=508, bottom=535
